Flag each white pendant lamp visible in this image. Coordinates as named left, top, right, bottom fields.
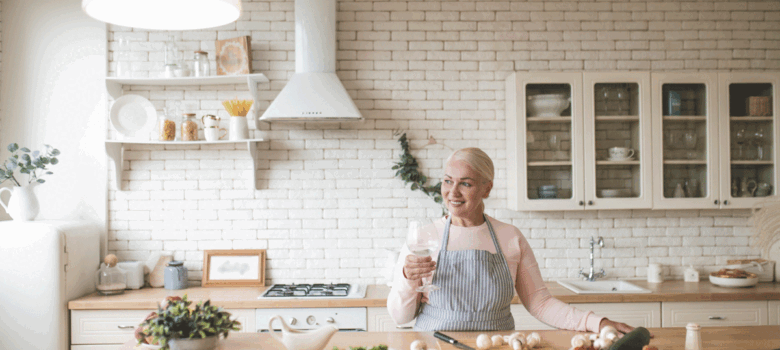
left=82, top=0, right=241, bottom=30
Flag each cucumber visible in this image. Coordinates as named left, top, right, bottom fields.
left=608, top=327, right=651, bottom=350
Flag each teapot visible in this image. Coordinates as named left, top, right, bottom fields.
left=740, top=178, right=757, bottom=197
left=201, top=114, right=221, bottom=128
left=269, top=315, right=338, bottom=350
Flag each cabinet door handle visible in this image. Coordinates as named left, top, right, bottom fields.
left=588, top=200, right=594, bottom=206
left=723, top=200, right=729, bottom=205
left=396, top=326, right=413, bottom=329
left=708, top=316, right=725, bottom=320
left=714, top=200, right=719, bottom=205
left=117, top=325, right=135, bottom=330
left=579, top=201, right=584, bottom=206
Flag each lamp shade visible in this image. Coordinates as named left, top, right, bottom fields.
left=82, top=0, right=241, bottom=30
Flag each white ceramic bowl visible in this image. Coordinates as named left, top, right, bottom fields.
left=708, top=274, right=759, bottom=288
left=599, top=189, right=632, bottom=198
left=527, top=94, right=571, bottom=117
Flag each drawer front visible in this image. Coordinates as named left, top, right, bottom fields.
left=770, top=301, right=780, bottom=325
left=574, top=302, right=661, bottom=328
left=366, top=307, right=415, bottom=332
left=71, top=310, right=153, bottom=344
left=662, top=301, right=768, bottom=327
left=510, top=305, right=556, bottom=330
left=72, top=309, right=255, bottom=345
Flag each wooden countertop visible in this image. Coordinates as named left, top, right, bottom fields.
left=69, top=281, right=780, bottom=310
left=119, top=326, right=780, bottom=350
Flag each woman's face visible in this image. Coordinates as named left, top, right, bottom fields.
left=442, top=160, right=493, bottom=219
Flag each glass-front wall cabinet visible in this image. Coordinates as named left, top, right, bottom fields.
left=652, top=73, right=719, bottom=209
left=506, top=72, right=584, bottom=211
left=584, top=73, right=652, bottom=209
left=718, top=73, right=779, bottom=208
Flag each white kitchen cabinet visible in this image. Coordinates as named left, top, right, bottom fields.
left=661, top=301, right=768, bottom=327
left=507, top=72, right=653, bottom=211
left=651, top=72, right=720, bottom=209
left=573, top=302, right=661, bottom=328
left=367, top=307, right=415, bottom=332
left=509, top=304, right=556, bottom=330
left=770, top=300, right=780, bottom=325
left=717, top=73, right=780, bottom=208
left=71, top=309, right=255, bottom=348
left=583, top=72, right=653, bottom=209
left=506, top=72, right=585, bottom=211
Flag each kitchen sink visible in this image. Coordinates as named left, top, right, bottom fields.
left=556, top=280, right=652, bottom=294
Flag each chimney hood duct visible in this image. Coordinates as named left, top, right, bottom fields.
left=260, top=0, right=362, bottom=122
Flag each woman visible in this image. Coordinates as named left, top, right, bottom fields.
left=387, top=148, right=634, bottom=333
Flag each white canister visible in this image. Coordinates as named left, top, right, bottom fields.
left=648, top=263, right=664, bottom=283
left=117, top=261, right=145, bottom=289
left=229, top=116, right=249, bottom=140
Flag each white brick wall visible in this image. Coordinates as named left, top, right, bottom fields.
left=106, top=0, right=779, bottom=285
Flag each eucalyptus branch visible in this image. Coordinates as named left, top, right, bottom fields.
left=0, top=143, right=60, bottom=187
left=392, top=133, right=446, bottom=215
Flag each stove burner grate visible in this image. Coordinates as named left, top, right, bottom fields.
left=263, top=283, right=352, bottom=297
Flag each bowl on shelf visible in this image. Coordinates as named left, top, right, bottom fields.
left=527, top=94, right=571, bottom=117
left=598, top=189, right=632, bottom=198
left=537, top=185, right=558, bottom=199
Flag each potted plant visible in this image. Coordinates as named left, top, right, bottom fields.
left=137, top=295, right=241, bottom=350
left=0, top=143, right=60, bottom=221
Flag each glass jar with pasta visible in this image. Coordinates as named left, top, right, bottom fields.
left=181, top=113, right=198, bottom=141
left=157, top=114, right=177, bottom=141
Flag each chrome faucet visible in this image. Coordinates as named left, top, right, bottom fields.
left=579, top=236, right=606, bottom=281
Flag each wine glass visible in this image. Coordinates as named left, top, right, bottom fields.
left=406, top=218, right=440, bottom=293
left=735, top=128, right=747, bottom=160
left=615, top=86, right=629, bottom=116
left=548, top=133, right=561, bottom=160
left=753, top=127, right=766, bottom=160
left=682, top=131, right=698, bottom=159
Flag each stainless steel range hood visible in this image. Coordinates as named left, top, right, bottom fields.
left=259, top=0, right=362, bottom=122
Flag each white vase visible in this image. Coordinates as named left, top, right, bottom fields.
left=0, top=184, right=39, bottom=221
left=229, top=116, right=249, bottom=140
left=168, top=336, right=217, bottom=350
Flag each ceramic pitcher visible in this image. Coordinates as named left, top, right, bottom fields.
left=268, top=315, right=338, bottom=350
left=0, top=184, right=39, bottom=221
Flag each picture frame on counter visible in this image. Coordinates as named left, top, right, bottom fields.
left=202, top=249, right=265, bottom=287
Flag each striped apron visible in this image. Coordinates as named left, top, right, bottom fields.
left=414, top=215, right=515, bottom=331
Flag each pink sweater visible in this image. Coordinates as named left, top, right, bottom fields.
left=387, top=215, right=604, bottom=332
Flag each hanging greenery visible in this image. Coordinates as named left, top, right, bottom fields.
left=392, top=133, right=445, bottom=213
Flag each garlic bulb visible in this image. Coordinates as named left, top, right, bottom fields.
left=476, top=334, right=492, bottom=350
left=526, top=333, right=540, bottom=348
left=511, top=338, right=524, bottom=350
left=571, top=334, right=590, bottom=348
left=593, top=337, right=613, bottom=350
left=599, top=325, right=618, bottom=339
left=410, top=340, right=427, bottom=350
left=605, top=331, right=618, bottom=341
left=491, top=335, right=504, bottom=347
left=588, top=333, right=600, bottom=342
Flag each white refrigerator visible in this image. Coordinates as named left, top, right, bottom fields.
left=0, top=220, right=101, bottom=350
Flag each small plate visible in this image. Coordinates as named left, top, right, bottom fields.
left=708, top=274, right=759, bottom=288
left=110, top=95, right=157, bottom=139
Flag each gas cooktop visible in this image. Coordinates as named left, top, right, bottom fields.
left=259, top=283, right=367, bottom=299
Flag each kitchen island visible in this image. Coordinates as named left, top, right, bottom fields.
left=119, top=326, right=780, bottom=350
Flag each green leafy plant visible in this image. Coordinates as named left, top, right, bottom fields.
left=138, top=295, right=241, bottom=350
left=0, top=143, right=60, bottom=186
left=392, top=133, right=445, bottom=213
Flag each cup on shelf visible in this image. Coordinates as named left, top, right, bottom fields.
left=608, top=147, right=634, bottom=160
left=204, top=126, right=227, bottom=141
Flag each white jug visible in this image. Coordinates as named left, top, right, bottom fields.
left=268, top=315, right=338, bottom=350
left=229, top=116, right=249, bottom=140
left=0, top=184, right=39, bottom=221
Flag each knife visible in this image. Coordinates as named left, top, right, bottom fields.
left=434, top=331, right=476, bottom=350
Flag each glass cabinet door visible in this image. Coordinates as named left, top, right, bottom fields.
left=583, top=72, right=652, bottom=209
left=506, top=72, right=584, bottom=211
left=652, top=73, right=720, bottom=209
left=718, top=73, right=780, bottom=208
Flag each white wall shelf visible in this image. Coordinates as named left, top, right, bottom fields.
left=106, top=73, right=269, bottom=120
left=105, top=139, right=265, bottom=191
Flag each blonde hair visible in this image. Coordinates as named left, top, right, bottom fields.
left=445, top=147, right=494, bottom=183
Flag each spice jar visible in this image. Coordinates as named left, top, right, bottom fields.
left=181, top=113, right=198, bottom=141
left=96, top=254, right=127, bottom=295
left=158, top=114, right=177, bottom=141
left=193, top=51, right=210, bottom=77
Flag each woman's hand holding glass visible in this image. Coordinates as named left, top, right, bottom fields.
left=405, top=219, right=439, bottom=293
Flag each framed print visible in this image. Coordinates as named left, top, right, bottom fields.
left=215, top=36, right=252, bottom=75
left=202, top=249, right=265, bottom=287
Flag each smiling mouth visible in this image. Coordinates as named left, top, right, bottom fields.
left=449, top=201, right=464, bottom=205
